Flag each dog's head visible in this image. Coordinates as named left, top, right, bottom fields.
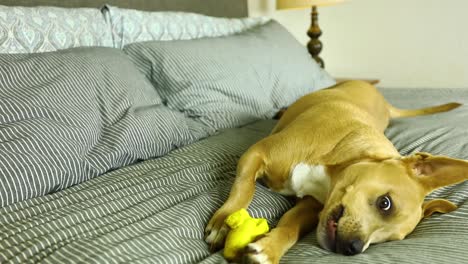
left=317, top=152, right=467, bottom=255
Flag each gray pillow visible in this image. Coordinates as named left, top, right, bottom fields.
left=124, top=20, right=336, bottom=130
left=0, top=47, right=205, bottom=207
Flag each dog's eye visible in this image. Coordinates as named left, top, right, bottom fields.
left=377, top=195, right=392, bottom=212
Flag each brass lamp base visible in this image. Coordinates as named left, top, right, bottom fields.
left=307, top=6, right=324, bottom=68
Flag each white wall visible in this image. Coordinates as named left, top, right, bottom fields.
left=248, top=0, right=468, bottom=88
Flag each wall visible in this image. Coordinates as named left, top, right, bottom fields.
left=248, top=0, right=468, bottom=88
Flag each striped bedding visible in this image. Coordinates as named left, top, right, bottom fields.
left=0, top=47, right=209, bottom=207
left=1, top=88, right=467, bottom=263
left=123, top=20, right=336, bottom=131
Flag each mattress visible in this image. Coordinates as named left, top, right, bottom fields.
left=1, top=88, right=467, bottom=263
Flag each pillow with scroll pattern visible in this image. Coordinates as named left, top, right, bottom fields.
left=0, top=5, right=113, bottom=53
left=102, top=5, right=268, bottom=48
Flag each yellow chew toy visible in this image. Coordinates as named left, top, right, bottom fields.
left=223, top=208, right=269, bottom=260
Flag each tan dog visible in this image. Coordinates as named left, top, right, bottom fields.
left=205, top=80, right=467, bottom=263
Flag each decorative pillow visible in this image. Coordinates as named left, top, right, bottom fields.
left=102, top=5, right=268, bottom=49
left=124, top=20, right=336, bottom=130
left=0, top=47, right=207, bottom=207
left=0, top=5, right=113, bottom=53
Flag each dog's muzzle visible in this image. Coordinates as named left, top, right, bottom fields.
left=325, top=204, right=364, bottom=255
left=337, top=238, right=364, bottom=256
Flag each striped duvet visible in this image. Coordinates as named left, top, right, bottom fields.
left=0, top=47, right=208, bottom=207
left=1, top=88, right=467, bottom=263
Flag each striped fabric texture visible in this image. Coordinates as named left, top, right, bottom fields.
left=0, top=47, right=208, bottom=207
left=0, top=120, right=293, bottom=263
left=124, top=20, right=336, bottom=130
left=0, top=88, right=467, bottom=263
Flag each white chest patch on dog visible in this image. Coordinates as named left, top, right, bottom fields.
left=281, top=163, right=330, bottom=203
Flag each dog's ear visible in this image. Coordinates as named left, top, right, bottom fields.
left=404, top=152, right=468, bottom=193
left=421, top=199, right=457, bottom=219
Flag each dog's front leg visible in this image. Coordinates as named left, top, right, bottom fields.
left=205, top=149, right=265, bottom=251
left=243, top=196, right=323, bottom=264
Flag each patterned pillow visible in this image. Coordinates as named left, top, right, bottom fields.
left=0, top=5, right=113, bottom=53
left=102, top=5, right=268, bottom=49
left=124, top=20, right=336, bottom=130
left=0, top=47, right=208, bottom=207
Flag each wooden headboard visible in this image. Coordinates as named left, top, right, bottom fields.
left=0, top=0, right=248, bottom=18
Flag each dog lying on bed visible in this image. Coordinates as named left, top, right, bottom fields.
left=205, top=80, right=467, bottom=263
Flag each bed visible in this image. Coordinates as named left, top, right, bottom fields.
left=0, top=1, right=467, bottom=263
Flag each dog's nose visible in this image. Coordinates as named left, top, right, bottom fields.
left=342, top=239, right=364, bottom=256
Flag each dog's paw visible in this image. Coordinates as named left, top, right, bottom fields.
left=242, top=238, right=279, bottom=264
left=205, top=209, right=231, bottom=251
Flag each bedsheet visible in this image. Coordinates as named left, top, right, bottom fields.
left=1, top=88, right=467, bottom=263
